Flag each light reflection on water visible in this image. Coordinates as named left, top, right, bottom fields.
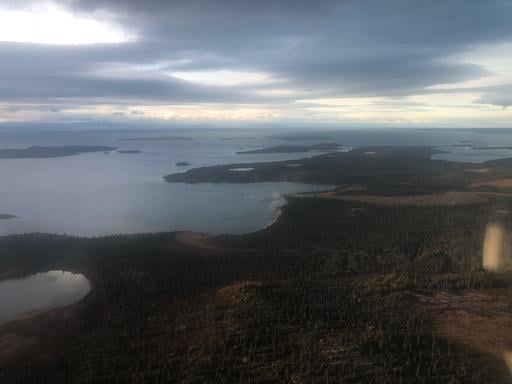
left=1, top=128, right=512, bottom=236
left=0, top=271, right=91, bottom=324
left=0, top=129, right=332, bottom=237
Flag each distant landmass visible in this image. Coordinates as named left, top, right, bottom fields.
left=237, top=142, right=342, bottom=154
left=458, top=140, right=479, bottom=144
left=474, top=128, right=512, bottom=134
left=0, top=214, right=16, bottom=220
left=271, top=135, right=331, bottom=141
left=218, top=137, right=253, bottom=140
left=444, top=145, right=512, bottom=150
left=117, top=149, right=142, bottom=154
left=472, top=146, right=512, bottom=150
left=0, top=146, right=118, bottom=159
left=119, top=136, right=193, bottom=141
left=175, top=161, right=190, bottom=166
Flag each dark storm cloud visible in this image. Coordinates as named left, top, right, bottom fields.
left=1, top=0, right=512, bottom=110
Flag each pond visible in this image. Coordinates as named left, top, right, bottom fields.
left=0, top=270, right=91, bottom=324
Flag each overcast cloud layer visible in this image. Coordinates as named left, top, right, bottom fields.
left=0, top=0, right=511, bottom=127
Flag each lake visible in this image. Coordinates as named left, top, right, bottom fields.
left=0, top=271, right=91, bottom=324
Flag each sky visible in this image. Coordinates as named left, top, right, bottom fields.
left=0, top=0, right=511, bottom=128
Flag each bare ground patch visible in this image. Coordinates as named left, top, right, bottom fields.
left=417, top=289, right=512, bottom=357
left=0, top=305, right=75, bottom=362
left=175, top=231, right=221, bottom=250
left=0, top=333, right=38, bottom=360
left=470, top=179, right=512, bottom=189
left=297, top=191, right=489, bottom=206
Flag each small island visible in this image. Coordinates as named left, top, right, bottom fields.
left=175, top=161, right=191, bottom=166
left=0, top=145, right=118, bottom=159
left=0, top=214, right=16, bottom=220
left=237, top=142, right=342, bottom=154
left=117, top=150, right=142, bottom=154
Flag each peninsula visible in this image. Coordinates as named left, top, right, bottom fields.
left=3, top=146, right=512, bottom=383
left=236, top=142, right=342, bottom=154
left=0, top=145, right=118, bottom=159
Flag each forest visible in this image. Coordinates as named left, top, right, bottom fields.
left=3, top=146, right=512, bottom=383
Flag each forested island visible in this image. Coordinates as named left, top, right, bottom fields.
left=0, top=145, right=118, bottom=159
left=237, top=142, right=342, bottom=154
left=117, top=149, right=142, bottom=154
left=271, top=135, right=331, bottom=141
left=4, top=146, right=512, bottom=382
left=119, top=136, right=193, bottom=141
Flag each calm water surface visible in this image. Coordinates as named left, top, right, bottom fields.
left=1, top=127, right=512, bottom=237
left=0, top=271, right=91, bottom=324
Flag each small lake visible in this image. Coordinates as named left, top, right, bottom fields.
left=0, top=271, right=91, bottom=324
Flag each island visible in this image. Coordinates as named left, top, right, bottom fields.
left=472, top=146, right=512, bottom=150
left=219, top=137, right=253, bottom=140
left=119, top=136, right=193, bottom=141
left=117, top=149, right=142, bottom=154
left=0, top=214, right=15, bottom=220
left=4, top=145, right=512, bottom=383
left=0, top=145, right=118, bottom=159
left=237, top=142, right=342, bottom=154
left=175, top=161, right=190, bottom=166
left=272, top=135, right=331, bottom=141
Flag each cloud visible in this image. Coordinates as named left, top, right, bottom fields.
left=474, top=84, right=512, bottom=108
left=0, top=0, right=511, bottom=124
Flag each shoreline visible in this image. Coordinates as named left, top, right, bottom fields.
left=3, top=143, right=512, bottom=381
left=0, top=144, right=510, bottom=242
